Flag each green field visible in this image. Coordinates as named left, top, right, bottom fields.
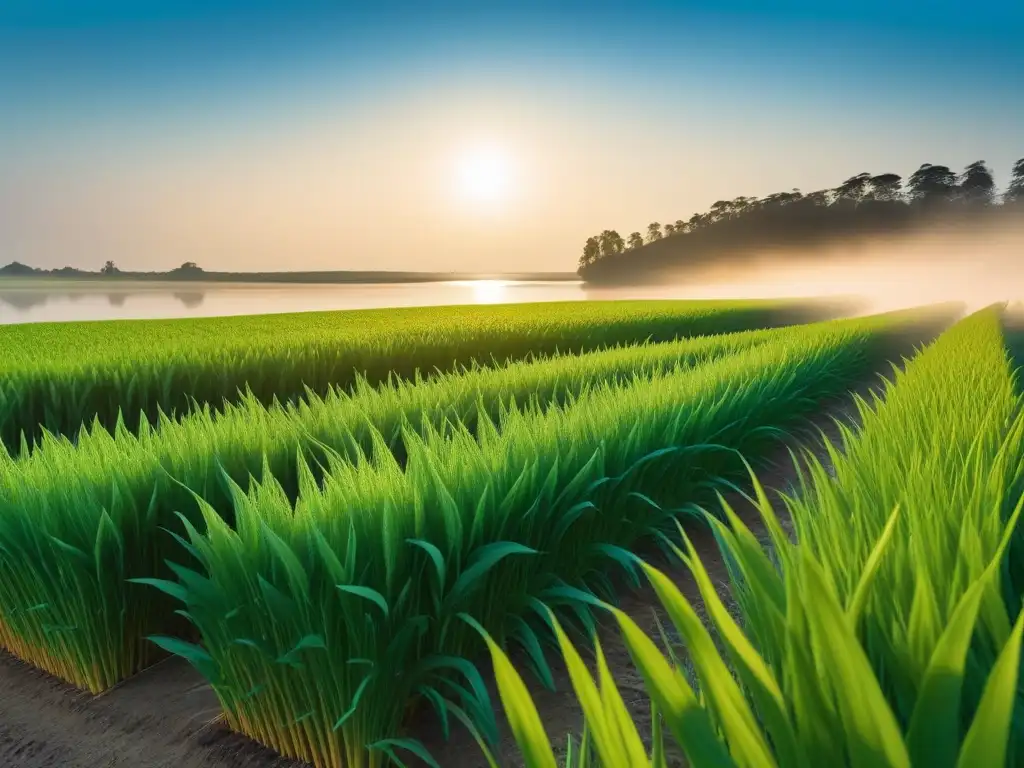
left=485, top=306, right=1024, bottom=768
left=3, top=298, right=1024, bottom=768
left=0, top=299, right=830, bottom=457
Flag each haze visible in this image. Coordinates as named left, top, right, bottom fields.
left=2, top=2, right=1023, bottom=274
left=637, top=219, right=1024, bottom=316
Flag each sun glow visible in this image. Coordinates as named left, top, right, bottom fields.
left=470, top=279, right=508, bottom=303
left=453, top=143, right=515, bottom=208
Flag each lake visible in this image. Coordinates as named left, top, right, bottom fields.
left=0, top=280, right=715, bottom=324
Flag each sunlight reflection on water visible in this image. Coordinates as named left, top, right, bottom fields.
left=0, top=279, right=704, bottom=325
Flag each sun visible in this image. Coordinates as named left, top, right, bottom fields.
left=454, top=143, right=514, bottom=208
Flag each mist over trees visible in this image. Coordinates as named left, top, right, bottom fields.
left=579, top=158, right=1024, bottom=283
left=1006, top=159, right=1024, bottom=204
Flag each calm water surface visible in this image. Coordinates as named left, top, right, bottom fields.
left=0, top=280, right=713, bottom=325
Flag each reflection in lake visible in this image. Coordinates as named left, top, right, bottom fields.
left=0, top=292, right=50, bottom=311
left=0, top=280, right=724, bottom=325
left=173, top=291, right=206, bottom=309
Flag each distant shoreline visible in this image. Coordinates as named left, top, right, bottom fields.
left=0, top=268, right=581, bottom=286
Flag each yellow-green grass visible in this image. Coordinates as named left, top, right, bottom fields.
left=0, top=299, right=828, bottom=456
left=483, top=306, right=1024, bottom=767
left=140, top=312, right=919, bottom=767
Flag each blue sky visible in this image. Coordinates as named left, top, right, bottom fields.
left=1, top=1, right=1022, bottom=272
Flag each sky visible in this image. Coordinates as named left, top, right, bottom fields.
left=1, top=1, right=1022, bottom=274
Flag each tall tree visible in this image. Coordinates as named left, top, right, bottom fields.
left=627, top=231, right=644, bottom=250
left=673, top=219, right=687, bottom=233
left=730, top=196, right=756, bottom=217
left=100, top=260, right=119, bottom=276
left=708, top=200, right=733, bottom=222
left=835, top=173, right=872, bottom=203
left=958, top=161, right=996, bottom=205
left=866, top=173, right=904, bottom=202
left=663, top=223, right=676, bottom=236
left=599, top=229, right=624, bottom=256
left=1005, top=158, right=1024, bottom=204
left=907, top=163, right=958, bottom=204
left=580, top=236, right=601, bottom=267
left=646, top=222, right=662, bottom=242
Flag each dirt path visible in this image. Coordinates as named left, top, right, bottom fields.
left=0, top=651, right=299, bottom=768
left=0, top=333, right=927, bottom=768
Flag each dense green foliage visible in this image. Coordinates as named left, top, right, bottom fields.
left=1006, top=312, right=1024, bottom=388
left=782, top=307, right=1024, bottom=755
left=0, top=321, right=780, bottom=691
left=484, top=307, right=1024, bottom=767
left=0, top=296, right=976, bottom=768
left=137, top=313, right=908, bottom=767
left=0, top=299, right=825, bottom=455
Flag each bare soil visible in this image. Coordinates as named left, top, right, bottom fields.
left=0, top=650, right=298, bottom=768
left=0, top=333, right=927, bottom=768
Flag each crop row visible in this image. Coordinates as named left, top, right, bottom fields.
left=0, top=322, right=790, bottom=689
left=0, top=304, right=943, bottom=766
left=0, top=298, right=827, bottom=455
left=485, top=306, right=1024, bottom=767
left=130, top=313, right=919, bottom=767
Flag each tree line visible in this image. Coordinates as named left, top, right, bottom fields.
left=0, top=260, right=205, bottom=278
left=579, top=158, right=1024, bottom=280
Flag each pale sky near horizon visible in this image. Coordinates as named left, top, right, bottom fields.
left=1, top=1, right=1022, bottom=273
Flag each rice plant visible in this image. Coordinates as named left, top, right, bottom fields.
left=0, top=298, right=822, bottom=455
left=481, top=538, right=1024, bottom=768
left=0, top=322, right=784, bottom=691
left=482, top=305, right=1024, bottom=767
left=140, top=314, right=908, bottom=767
left=772, top=306, right=1024, bottom=751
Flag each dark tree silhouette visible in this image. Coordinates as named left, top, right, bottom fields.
left=579, top=237, right=601, bottom=268
left=578, top=156, right=1024, bottom=284
left=1006, top=159, right=1024, bottom=205
left=708, top=200, right=733, bottom=224
left=598, top=229, right=624, bottom=257
left=761, top=191, right=803, bottom=208
left=907, top=164, right=958, bottom=204
left=100, top=260, right=119, bottom=276
left=867, top=174, right=904, bottom=202
left=959, top=161, right=996, bottom=205
left=0, top=261, right=39, bottom=276
left=835, top=173, right=872, bottom=203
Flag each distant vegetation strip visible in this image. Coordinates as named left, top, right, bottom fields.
left=132, top=312, right=920, bottom=766
left=0, top=321, right=787, bottom=692
left=484, top=305, right=1024, bottom=767
left=579, top=157, right=1024, bottom=284
left=0, top=299, right=830, bottom=456
left=0, top=260, right=580, bottom=284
